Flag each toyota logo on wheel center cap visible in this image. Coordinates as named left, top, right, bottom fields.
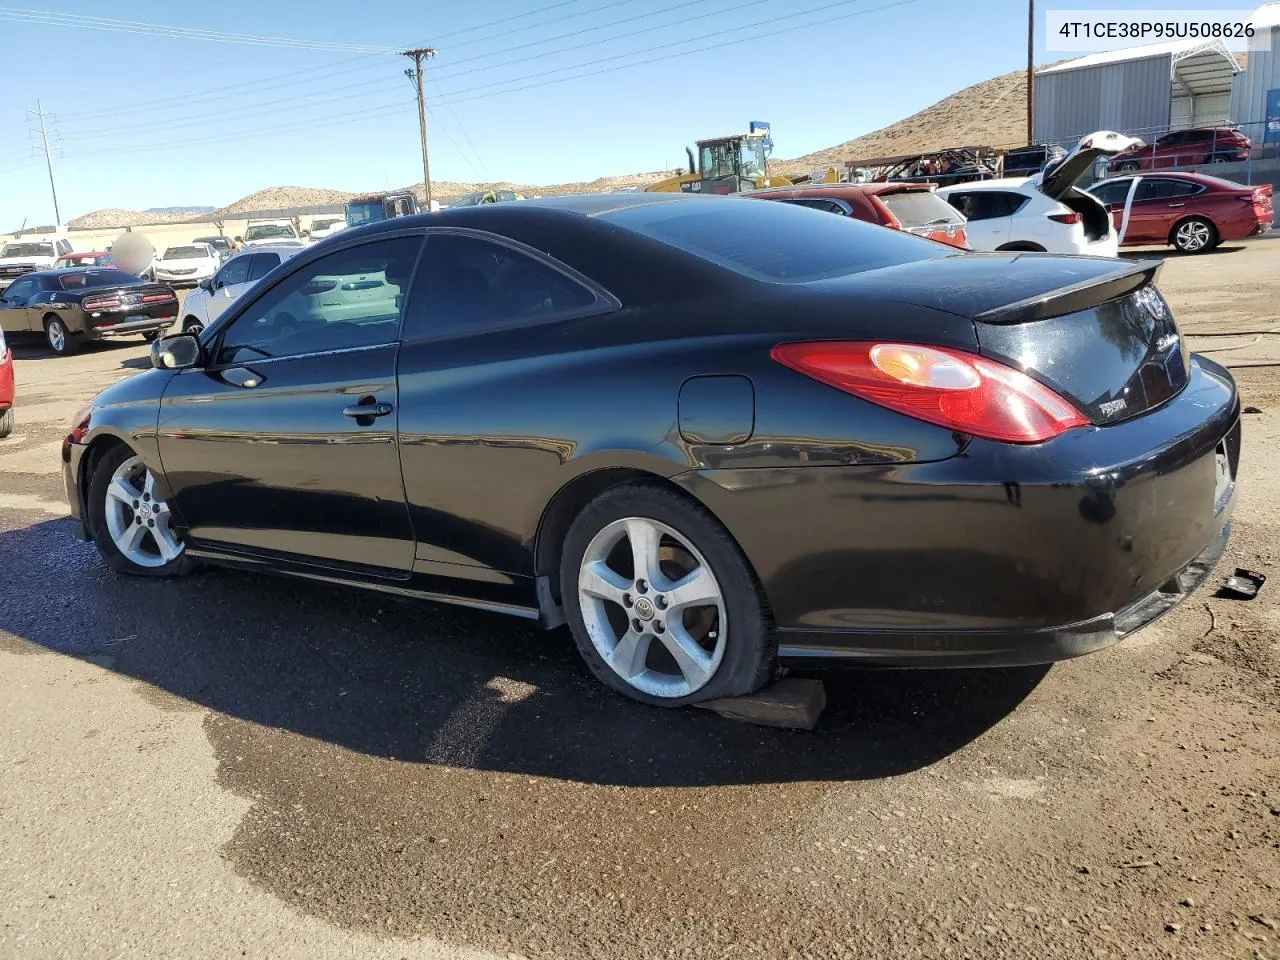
left=633, top=597, right=655, bottom=620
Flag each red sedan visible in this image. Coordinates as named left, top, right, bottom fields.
left=1087, top=172, right=1274, bottom=253
left=0, top=327, right=13, bottom=438
left=742, top=182, right=970, bottom=249
left=1107, top=126, right=1251, bottom=172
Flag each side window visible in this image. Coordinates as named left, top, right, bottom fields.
left=248, top=252, right=280, bottom=281
left=57, top=240, right=70, bottom=255
left=403, top=233, right=601, bottom=340
left=990, top=192, right=1029, bottom=217
left=949, top=192, right=1024, bottom=221
left=1091, top=180, right=1132, bottom=205
left=216, top=256, right=252, bottom=289
left=216, top=236, right=422, bottom=364
left=3, top=278, right=35, bottom=302
left=1135, top=179, right=1197, bottom=202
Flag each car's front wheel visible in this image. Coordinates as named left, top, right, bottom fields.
left=183, top=317, right=204, bottom=336
left=88, top=445, right=194, bottom=577
left=1115, top=161, right=1140, bottom=173
left=44, top=316, right=75, bottom=355
left=0, top=407, right=12, bottom=438
left=560, top=483, right=773, bottom=707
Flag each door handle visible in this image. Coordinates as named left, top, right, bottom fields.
left=1168, top=202, right=1185, bottom=208
left=343, top=400, right=394, bottom=419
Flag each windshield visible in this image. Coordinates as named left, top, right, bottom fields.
left=162, top=246, right=208, bottom=260
left=244, top=224, right=296, bottom=241
left=606, top=197, right=947, bottom=284
left=58, top=269, right=140, bottom=290
left=1, top=242, right=55, bottom=259
left=346, top=200, right=386, bottom=225
left=312, top=219, right=342, bottom=230
left=196, top=237, right=229, bottom=249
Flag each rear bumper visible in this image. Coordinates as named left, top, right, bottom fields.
left=676, top=356, right=1240, bottom=667
left=0, top=349, right=13, bottom=408
left=84, top=317, right=176, bottom=339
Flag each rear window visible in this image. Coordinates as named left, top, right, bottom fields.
left=878, top=191, right=965, bottom=227
left=604, top=197, right=948, bottom=283
left=58, top=269, right=139, bottom=290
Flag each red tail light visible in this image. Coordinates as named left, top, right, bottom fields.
left=83, top=295, right=122, bottom=310
left=1047, top=213, right=1080, bottom=225
left=141, top=291, right=176, bottom=303
left=771, top=341, right=1090, bottom=444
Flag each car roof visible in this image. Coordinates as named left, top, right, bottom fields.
left=1092, top=170, right=1246, bottom=189
left=33, top=266, right=135, bottom=277
left=936, top=178, right=1032, bottom=193
left=60, top=250, right=109, bottom=256
left=744, top=182, right=937, bottom=199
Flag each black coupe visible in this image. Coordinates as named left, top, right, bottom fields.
left=0, top=268, right=179, bottom=355
left=61, top=194, right=1240, bottom=707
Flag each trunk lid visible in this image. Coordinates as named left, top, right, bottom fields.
left=814, top=253, right=1189, bottom=425
left=1039, top=130, right=1145, bottom=200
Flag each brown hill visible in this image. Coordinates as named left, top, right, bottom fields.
left=782, top=68, right=1031, bottom=173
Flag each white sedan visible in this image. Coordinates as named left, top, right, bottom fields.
left=937, top=131, right=1143, bottom=257
left=150, top=243, right=221, bottom=287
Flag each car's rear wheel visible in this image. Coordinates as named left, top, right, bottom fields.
left=1116, top=161, right=1140, bottom=173
left=44, top=316, right=75, bottom=355
left=182, top=317, right=204, bottom=336
left=1209, top=154, right=1230, bottom=164
left=560, top=483, right=773, bottom=707
left=1172, top=217, right=1218, bottom=254
left=0, top=407, right=12, bottom=438
left=88, top=445, right=194, bottom=577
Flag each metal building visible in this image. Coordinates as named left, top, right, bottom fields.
left=1035, top=39, right=1240, bottom=148
left=1231, top=3, right=1280, bottom=134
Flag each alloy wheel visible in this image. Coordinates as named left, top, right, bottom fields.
left=577, top=516, right=727, bottom=699
left=184, top=320, right=204, bottom=336
left=102, top=455, right=184, bottom=568
left=1176, top=220, right=1211, bottom=252
left=46, top=320, right=66, bottom=353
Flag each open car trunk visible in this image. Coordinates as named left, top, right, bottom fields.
left=1057, top=187, right=1113, bottom=243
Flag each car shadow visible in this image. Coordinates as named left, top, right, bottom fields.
left=0, top=517, right=1048, bottom=788
left=9, top=338, right=142, bottom=361
left=1120, top=244, right=1248, bottom=261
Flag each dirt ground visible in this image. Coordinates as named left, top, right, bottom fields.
left=1, top=237, right=1278, bottom=960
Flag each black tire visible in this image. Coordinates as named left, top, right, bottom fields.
left=560, top=482, right=773, bottom=707
left=0, top=407, right=13, bottom=438
left=141, top=331, right=161, bottom=343
left=1209, top=154, right=1231, bottom=165
left=44, top=316, right=76, bottom=355
left=1171, top=216, right=1219, bottom=254
left=1115, top=161, right=1140, bottom=173
left=87, top=444, right=196, bottom=578
left=182, top=317, right=204, bottom=336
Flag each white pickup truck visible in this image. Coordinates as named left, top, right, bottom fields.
left=237, top=219, right=303, bottom=248
left=0, top=236, right=75, bottom=291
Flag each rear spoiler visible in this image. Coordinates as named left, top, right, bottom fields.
left=974, top=259, right=1162, bottom=325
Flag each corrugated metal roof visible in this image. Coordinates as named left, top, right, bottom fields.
left=1251, top=2, right=1280, bottom=29
left=1038, top=38, right=1237, bottom=74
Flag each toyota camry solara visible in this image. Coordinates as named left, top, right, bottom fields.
left=61, top=194, right=1240, bottom=707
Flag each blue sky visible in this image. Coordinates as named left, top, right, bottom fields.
left=0, top=0, right=1246, bottom=226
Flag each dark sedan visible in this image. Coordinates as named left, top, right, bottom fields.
left=61, top=195, right=1240, bottom=708
left=0, top=268, right=178, bottom=355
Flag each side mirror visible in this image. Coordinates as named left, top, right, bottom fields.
left=151, top=334, right=202, bottom=371
left=198, top=278, right=213, bottom=292
left=301, top=229, right=310, bottom=238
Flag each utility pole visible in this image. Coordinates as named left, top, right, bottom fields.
left=29, top=100, right=62, bottom=227
left=1026, top=0, right=1036, bottom=144
left=402, top=47, right=437, bottom=210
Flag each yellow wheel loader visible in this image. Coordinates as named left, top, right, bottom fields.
left=645, top=123, right=837, bottom=195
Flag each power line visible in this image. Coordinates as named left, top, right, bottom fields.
left=433, top=0, right=769, bottom=81
left=435, top=0, right=896, bottom=101
left=444, top=0, right=634, bottom=50
left=0, top=8, right=394, bottom=52
left=430, top=77, right=490, bottom=180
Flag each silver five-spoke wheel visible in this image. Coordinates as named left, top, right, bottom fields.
left=102, top=455, right=184, bottom=568
left=1175, top=219, right=1212, bottom=252
left=577, top=516, right=727, bottom=699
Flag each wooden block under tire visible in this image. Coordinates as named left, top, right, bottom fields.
left=694, top=677, right=826, bottom=730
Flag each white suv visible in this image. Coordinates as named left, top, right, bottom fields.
left=0, top=236, right=74, bottom=290
left=178, top=245, right=302, bottom=335
left=938, top=131, right=1142, bottom=257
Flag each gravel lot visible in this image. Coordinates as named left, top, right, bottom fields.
left=2, top=241, right=1278, bottom=960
